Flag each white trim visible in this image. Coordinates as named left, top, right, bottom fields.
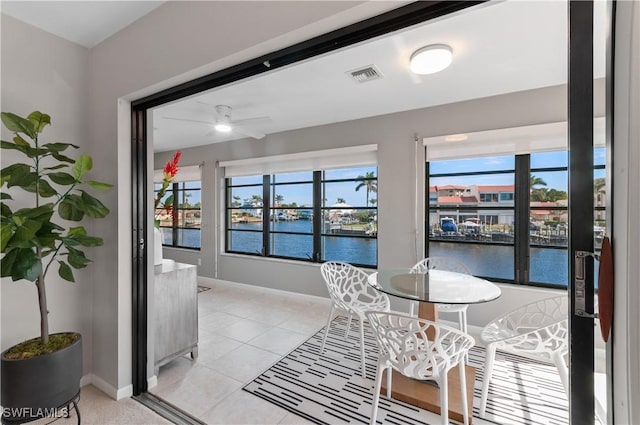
left=80, top=374, right=92, bottom=388
left=85, top=374, right=133, bottom=400
left=220, top=144, right=377, bottom=177
left=198, top=276, right=331, bottom=304
left=147, top=375, right=158, bottom=390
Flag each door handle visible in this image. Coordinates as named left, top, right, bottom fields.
left=598, top=237, right=614, bottom=342
left=575, top=250, right=598, bottom=319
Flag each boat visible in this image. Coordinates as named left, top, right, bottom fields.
left=440, top=217, right=458, bottom=233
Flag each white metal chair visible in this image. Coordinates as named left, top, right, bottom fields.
left=320, top=261, right=390, bottom=377
left=479, top=295, right=568, bottom=418
left=366, top=311, right=474, bottom=425
left=410, top=257, right=471, bottom=333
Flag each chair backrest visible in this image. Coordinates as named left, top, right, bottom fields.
left=365, top=311, right=474, bottom=380
left=484, top=296, right=569, bottom=356
left=410, top=256, right=471, bottom=275
left=320, top=262, right=388, bottom=312
left=498, top=295, right=568, bottom=333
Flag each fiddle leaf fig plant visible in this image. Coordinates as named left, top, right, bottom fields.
left=0, top=111, right=111, bottom=349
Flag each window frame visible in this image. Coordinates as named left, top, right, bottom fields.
left=426, top=151, right=606, bottom=288
left=154, top=181, right=202, bottom=250
left=225, top=167, right=378, bottom=268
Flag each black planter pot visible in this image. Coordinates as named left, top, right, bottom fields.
left=1, top=333, right=82, bottom=424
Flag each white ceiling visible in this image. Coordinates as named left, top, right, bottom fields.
left=152, top=0, right=607, bottom=152
left=1, top=1, right=606, bottom=152
left=1, top=1, right=164, bottom=47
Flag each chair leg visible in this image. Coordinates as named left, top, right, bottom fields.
left=461, top=310, right=469, bottom=364
left=386, top=366, right=392, bottom=398
left=370, top=364, right=386, bottom=425
left=552, top=351, right=570, bottom=398
left=461, top=309, right=468, bottom=334
left=438, top=377, right=449, bottom=425
left=459, top=361, right=469, bottom=425
left=345, top=314, right=353, bottom=340
left=458, top=311, right=464, bottom=332
left=479, top=344, right=497, bottom=418
left=359, top=319, right=367, bottom=377
left=320, top=305, right=335, bottom=354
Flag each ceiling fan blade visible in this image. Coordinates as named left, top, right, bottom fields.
left=230, top=116, right=272, bottom=125
left=234, top=124, right=265, bottom=140
left=163, top=116, right=213, bottom=125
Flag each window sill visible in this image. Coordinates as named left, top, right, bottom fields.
left=219, top=252, right=376, bottom=271
left=162, top=245, right=200, bottom=253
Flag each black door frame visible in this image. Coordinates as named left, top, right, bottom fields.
left=131, top=0, right=483, bottom=396
left=568, top=2, right=595, bottom=424
left=130, top=2, right=608, bottom=424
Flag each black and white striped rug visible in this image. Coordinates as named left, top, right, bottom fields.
left=243, top=316, right=568, bottom=425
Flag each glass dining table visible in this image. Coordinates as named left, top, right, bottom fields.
left=367, top=268, right=502, bottom=424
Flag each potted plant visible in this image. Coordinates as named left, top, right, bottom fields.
left=0, top=111, right=111, bottom=422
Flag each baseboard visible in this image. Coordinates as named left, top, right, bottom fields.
left=80, top=374, right=92, bottom=388
left=86, top=374, right=133, bottom=400
left=197, top=276, right=331, bottom=304
left=147, top=374, right=158, bottom=390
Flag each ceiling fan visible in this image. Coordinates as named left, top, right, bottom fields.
left=163, top=104, right=270, bottom=140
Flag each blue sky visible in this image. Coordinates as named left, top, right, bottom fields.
left=222, top=148, right=607, bottom=207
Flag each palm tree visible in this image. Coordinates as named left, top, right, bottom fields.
left=250, top=194, right=263, bottom=206
left=337, top=197, right=346, bottom=204
left=530, top=175, right=547, bottom=189
left=355, top=172, right=377, bottom=206
left=530, top=174, right=548, bottom=202
left=274, top=194, right=284, bottom=206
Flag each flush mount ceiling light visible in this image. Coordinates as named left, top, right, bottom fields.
left=445, top=133, right=468, bottom=142
left=410, top=44, right=453, bottom=75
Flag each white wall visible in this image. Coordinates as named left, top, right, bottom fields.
left=0, top=15, right=93, bottom=375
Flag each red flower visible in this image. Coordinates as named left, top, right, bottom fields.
left=154, top=150, right=181, bottom=227
left=163, top=150, right=181, bottom=179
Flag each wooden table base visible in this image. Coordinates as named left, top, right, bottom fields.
left=381, top=365, right=476, bottom=424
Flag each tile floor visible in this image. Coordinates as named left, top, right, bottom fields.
left=151, top=279, right=330, bottom=424
left=150, top=279, right=497, bottom=425
left=20, top=279, right=596, bottom=425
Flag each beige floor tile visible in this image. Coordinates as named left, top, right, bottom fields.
left=207, top=344, right=281, bottom=383
left=152, top=364, right=243, bottom=418
left=211, top=317, right=276, bottom=343
left=248, top=326, right=310, bottom=356
left=199, top=388, right=289, bottom=424
left=199, top=310, right=244, bottom=332
left=195, top=332, right=244, bottom=363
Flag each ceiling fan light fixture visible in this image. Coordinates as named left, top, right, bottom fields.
left=214, top=122, right=232, bottom=133
left=410, top=44, right=453, bottom=75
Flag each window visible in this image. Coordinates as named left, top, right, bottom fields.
left=427, top=150, right=605, bottom=288
left=154, top=181, right=201, bottom=249
left=429, top=155, right=515, bottom=281
left=226, top=166, right=377, bottom=267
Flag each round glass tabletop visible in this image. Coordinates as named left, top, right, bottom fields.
left=368, top=269, right=501, bottom=304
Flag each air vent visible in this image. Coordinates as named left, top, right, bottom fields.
left=348, top=65, right=382, bottom=83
